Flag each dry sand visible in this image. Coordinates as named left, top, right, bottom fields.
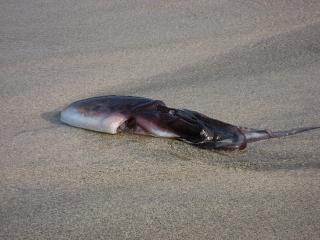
left=1, top=1, right=320, bottom=239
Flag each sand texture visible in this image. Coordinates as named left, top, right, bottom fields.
left=1, top=1, right=320, bottom=239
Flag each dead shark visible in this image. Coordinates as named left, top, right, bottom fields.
left=60, top=95, right=319, bottom=150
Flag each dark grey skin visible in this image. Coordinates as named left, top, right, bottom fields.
left=60, top=95, right=319, bottom=151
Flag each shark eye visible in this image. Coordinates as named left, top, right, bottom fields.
left=200, top=129, right=207, bottom=137
left=200, top=129, right=213, bottom=140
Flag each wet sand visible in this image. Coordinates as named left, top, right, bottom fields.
left=1, top=1, right=320, bottom=239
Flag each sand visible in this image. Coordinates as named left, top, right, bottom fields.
left=1, top=0, right=320, bottom=239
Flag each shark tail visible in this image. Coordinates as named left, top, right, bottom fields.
left=240, top=126, right=320, bottom=143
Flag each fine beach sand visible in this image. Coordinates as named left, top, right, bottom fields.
left=1, top=1, right=320, bottom=239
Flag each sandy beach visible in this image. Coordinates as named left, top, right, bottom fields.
left=1, top=1, right=320, bottom=239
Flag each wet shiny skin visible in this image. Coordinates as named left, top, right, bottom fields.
left=61, top=96, right=319, bottom=150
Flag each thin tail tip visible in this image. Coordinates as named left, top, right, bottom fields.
left=271, top=126, right=320, bottom=138
left=242, top=126, right=320, bottom=143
